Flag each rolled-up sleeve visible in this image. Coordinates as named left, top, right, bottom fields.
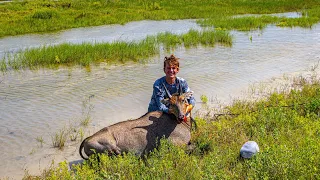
left=148, top=78, right=169, bottom=113
left=153, top=83, right=169, bottom=113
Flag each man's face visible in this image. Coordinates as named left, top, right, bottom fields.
left=164, top=63, right=179, bottom=79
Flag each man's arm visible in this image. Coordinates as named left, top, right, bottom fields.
left=153, top=83, right=170, bottom=113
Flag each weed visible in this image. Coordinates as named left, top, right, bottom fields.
left=36, top=136, right=44, bottom=147
left=31, top=9, right=59, bottom=19
left=51, top=129, right=67, bottom=150
left=80, top=117, right=91, bottom=127
left=0, top=59, right=7, bottom=72
left=79, top=128, right=84, bottom=141
left=69, top=127, right=78, bottom=141
left=29, top=148, right=36, bottom=155
left=200, top=94, right=208, bottom=104
left=80, top=96, right=94, bottom=127
left=311, top=61, right=319, bottom=72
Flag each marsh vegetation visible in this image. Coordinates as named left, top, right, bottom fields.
left=1, top=0, right=320, bottom=38
left=1, top=0, right=320, bottom=70
left=0, top=29, right=232, bottom=71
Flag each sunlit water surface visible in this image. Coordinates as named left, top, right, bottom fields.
left=0, top=14, right=320, bottom=179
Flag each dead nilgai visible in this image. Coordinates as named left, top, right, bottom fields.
left=79, top=88, right=194, bottom=159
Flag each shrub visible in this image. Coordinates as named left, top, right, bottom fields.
left=32, top=9, right=59, bottom=19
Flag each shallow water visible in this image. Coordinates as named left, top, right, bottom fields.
left=0, top=12, right=300, bottom=59
left=0, top=19, right=202, bottom=59
left=0, top=14, right=320, bottom=179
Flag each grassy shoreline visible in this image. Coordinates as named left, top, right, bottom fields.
left=0, top=0, right=320, bottom=38
left=22, top=71, right=320, bottom=179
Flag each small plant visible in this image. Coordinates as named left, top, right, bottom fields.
left=78, top=128, right=84, bottom=141
left=32, top=10, right=58, bottom=19
left=200, top=95, right=208, bottom=104
left=36, top=136, right=44, bottom=147
left=31, top=9, right=58, bottom=19
left=29, top=148, right=36, bottom=155
left=51, top=129, right=67, bottom=150
left=311, top=61, right=319, bottom=72
left=0, top=60, right=7, bottom=71
left=80, top=96, right=94, bottom=127
left=69, top=134, right=78, bottom=141
left=80, top=117, right=90, bottom=127
left=69, top=128, right=78, bottom=141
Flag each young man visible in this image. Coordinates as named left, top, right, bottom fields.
left=148, top=54, right=195, bottom=114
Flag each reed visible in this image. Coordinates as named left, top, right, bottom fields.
left=80, top=96, right=94, bottom=127
left=0, top=0, right=319, bottom=38
left=36, top=136, right=44, bottom=147
left=198, top=16, right=277, bottom=31
left=1, top=29, right=232, bottom=71
left=277, top=16, right=319, bottom=28
left=51, top=129, right=67, bottom=150
left=68, top=126, right=78, bottom=142
left=198, top=15, right=320, bottom=31
left=0, top=59, right=6, bottom=72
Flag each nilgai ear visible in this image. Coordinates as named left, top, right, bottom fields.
left=183, top=91, right=193, bottom=98
left=161, top=98, right=170, bottom=106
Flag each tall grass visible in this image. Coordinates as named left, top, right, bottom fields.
left=0, top=0, right=319, bottom=37
left=1, top=29, right=232, bottom=71
left=23, top=75, right=320, bottom=179
left=80, top=96, right=94, bottom=127
left=51, top=129, right=67, bottom=150
left=198, top=14, right=320, bottom=31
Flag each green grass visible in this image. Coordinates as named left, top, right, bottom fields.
left=198, top=15, right=320, bottom=31
left=23, top=74, right=320, bottom=179
left=0, top=29, right=232, bottom=71
left=0, top=0, right=320, bottom=38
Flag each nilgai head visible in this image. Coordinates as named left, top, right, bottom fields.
left=161, top=83, right=193, bottom=123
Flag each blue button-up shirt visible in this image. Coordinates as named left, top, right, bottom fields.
left=148, top=76, right=195, bottom=113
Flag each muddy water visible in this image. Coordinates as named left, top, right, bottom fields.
left=1, top=16, right=320, bottom=179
